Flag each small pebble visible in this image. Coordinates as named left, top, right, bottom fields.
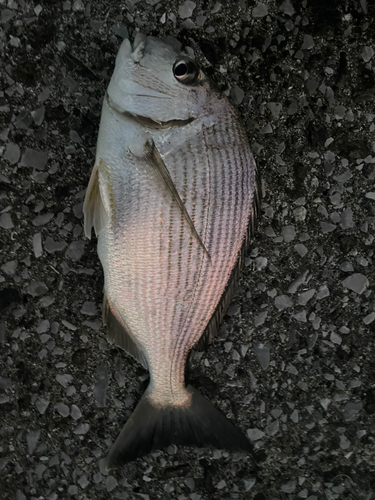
left=55, top=402, right=70, bottom=417
left=0, top=213, right=14, bottom=229
left=35, top=397, right=49, bottom=415
left=80, top=301, right=97, bottom=316
left=294, top=244, right=308, bottom=257
left=298, top=289, right=315, bottom=305
left=73, top=423, right=90, bottom=435
left=32, top=213, right=54, bottom=226
left=3, top=143, right=20, bottom=164
left=320, top=221, right=336, bottom=233
left=282, top=225, right=296, bottom=242
left=252, top=2, right=268, bottom=17
left=247, top=428, right=265, bottom=441
left=178, top=0, right=196, bottom=19
left=363, top=312, right=375, bottom=324
left=361, top=46, right=374, bottom=62
left=275, top=294, right=293, bottom=311
left=301, top=34, right=314, bottom=50
left=21, top=148, right=48, bottom=170
left=230, top=85, right=245, bottom=105
left=342, top=273, right=369, bottom=294
left=105, top=475, right=118, bottom=492
left=66, top=240, right=85, bottom=261
left=253, top=343, right=270, bottom=369
left=244, top=478, right=256, bottom=491
left=33, top=233, right=43, bottom=258
left=27, top=429, right=40, bottom=454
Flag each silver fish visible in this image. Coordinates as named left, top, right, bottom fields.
left=83, top=33, right=260, bottom=467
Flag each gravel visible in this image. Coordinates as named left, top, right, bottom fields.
left=1, top=1, right=374, bottom=499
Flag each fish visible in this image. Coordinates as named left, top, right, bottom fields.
left=83, top=33, right=260, bottom=468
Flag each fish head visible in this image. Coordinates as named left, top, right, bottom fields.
left=106, top=34, right=212, bottom=124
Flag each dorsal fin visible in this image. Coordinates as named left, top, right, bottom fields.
left=103, top=295, right=149, bottom=370
left=195, top=166, right=261, bottom=351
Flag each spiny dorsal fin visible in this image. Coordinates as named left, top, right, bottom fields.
left=103, top=294, right=148, bottom=370
left=195, top=165, right=261, bottom=351
left=129, top=138, right=211, bottom=260
left=83, top=159, right=110, bottom=238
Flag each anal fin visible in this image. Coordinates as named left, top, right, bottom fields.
left=103, top=295, right=148, bottom=370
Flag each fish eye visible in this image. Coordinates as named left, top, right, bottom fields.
left=173, top=58, right=199, bottom=85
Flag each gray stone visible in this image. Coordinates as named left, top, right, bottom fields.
left=55, top=402, right=70, bottom=417
left=31, top=106, right=45, bottom=126
left=105, top=475, right=118, bottom=492
left=73, top=423, right=90, bottom=434
left=363, top=312, right=375, bottom=324
left=80, top=301, right=97, bottom=316
left=21, top=148, right=48, bottom=169
left=252, top=2, right=268, bottom=17
left=178, top=1, right=196, bottom=19
left=281, top=480, right=296, bottom=493
left=66, top=240, right=85, bottom=261
left=320, top=221, right=336, bottom=233
left=342, top=273, right=369, bottom=294
left=35, top=397, right=50, bottom=414
left=247, top=428, right=265, bottom=441
left=282, top=225, right=296, bottom=242
left=27, top=429, right=40, bottom=454
left=253, top=343, right=270, bottom=369
left=230, top=85, right=245, bottom=105
left=301, top=34, right=314, bottom=50
left=27, top=281, right=48, bottom=296
left=32, top=213, right=54, bottom=226
left=1, top=260, right=18, bottom=275
left=45, top=236, right=67, bottom=253
left=94, top=365, right=109, bottom=407
left=275, top=294, right=293, bottom=311
left=244, top=478, right=256, bottom=491
left=3, top=143, right=20, bottom=164
left=267, top=102, right=282, bottom=119
left=70, top=404, right=82, bottom=420
left=342, top=402, right=362, bottom=422
left=33, top=232, right=43, bottom=257
left=294, top=244, right=308, bottom=257
left=340, top=208, right=354, bottom=229
left=0, top=213, right=14, bottom=229
left=361, top=46, right=374, bottom=62
left=298, top=289, right=315, bottom=305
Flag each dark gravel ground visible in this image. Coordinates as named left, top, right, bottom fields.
left=1, top=0, right=375, bottom=499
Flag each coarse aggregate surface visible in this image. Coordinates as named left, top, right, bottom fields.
left=0, top=0, right=374, bottom=499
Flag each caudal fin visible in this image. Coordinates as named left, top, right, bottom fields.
left=106, top=385, right=253, bottom=468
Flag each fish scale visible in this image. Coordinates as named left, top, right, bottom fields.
left=83, top=35, right=259, bottom=466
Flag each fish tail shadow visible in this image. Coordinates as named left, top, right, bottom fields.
left=106, top=384, right=254, bottom=469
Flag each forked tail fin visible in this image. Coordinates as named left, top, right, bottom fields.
left=106, top=385, right=253, bottom=468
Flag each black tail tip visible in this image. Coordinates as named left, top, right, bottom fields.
left=106, top=385, right=253, bottom=468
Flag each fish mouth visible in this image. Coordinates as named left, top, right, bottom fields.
left=105, top=92, right=194, bottom=130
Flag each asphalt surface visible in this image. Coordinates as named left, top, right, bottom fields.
left=0, top=0, right=374, bottom=499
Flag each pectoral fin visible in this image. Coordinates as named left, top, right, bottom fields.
left=83, top=159, right=111, bottom=238
left=129, top=139, right=210, bottom=260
